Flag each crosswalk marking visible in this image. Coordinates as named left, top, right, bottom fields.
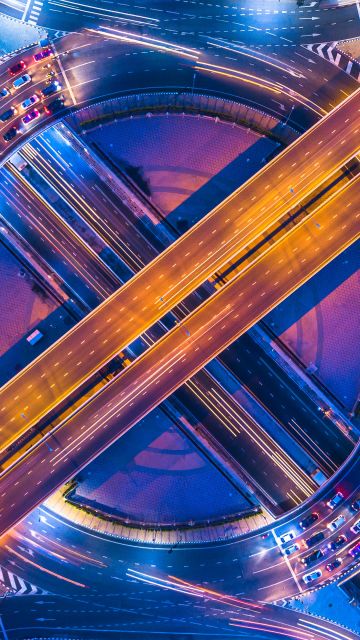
left=23, top=0, right=43, bottom=24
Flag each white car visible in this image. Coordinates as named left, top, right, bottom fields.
left=21, top=93, right=39, bottom=110
left=280, top=531, right=295, bottom=545
left=351, top=519, right=360, bottom=534
left=285, top=543, right=300, bottom=556
left=303, top=569, right=322, bottom=584
left=328, top=515, right=346, bottom=532
left=327, top=492, right=344, bottom=509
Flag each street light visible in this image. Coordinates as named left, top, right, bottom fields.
left=283, top=104, right=294, bottom=127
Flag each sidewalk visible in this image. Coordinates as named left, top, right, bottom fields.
left=45, top=488, right=273, bottom=546
left=0, top=13, right=44, bottom=59
left=286, top=583, right=360, bottom=634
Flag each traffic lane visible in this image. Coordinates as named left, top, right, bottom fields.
left=0, top=592, right=237, bottom=639
left=44, top=30, right=310, bottom=125
left=0, top=166, right=116, bottom=306
left=178, top=372, right=316, bottom=513
left=23, top=128, right=318, bottom=511
left=278, top=489, right=360, bottom=581
left=34, top=0, right=360, bottom=51
left=1, top=453, right=359, bottom=603
left=0, top=170, right=358, bottom=539
left=2, top=591, right=352, bottom=640
left=22, top=128, right=162, bottom=268
left=0, top=46, right=68, bottom=156
left=57, top=31, right=321, bottom=129
left=219, top=333, right=353, bottom=473
left=0, top=82, right=359, bottom=454
left=35, top=30, right=360, bottom=132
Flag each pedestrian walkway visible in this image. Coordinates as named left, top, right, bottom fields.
left=303, top=40, right=360, bottom=82
left=0, top=13, right=44, bottom=59
left=0, top=565, right=47, bottom=596
left=45, top=489, right=273, bottom=546
left=24, top=0, right=44, bottom=26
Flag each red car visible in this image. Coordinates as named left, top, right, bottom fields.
left=33, top=48, right=53, bottom=61
left=9, top=60, right=26, bottom=75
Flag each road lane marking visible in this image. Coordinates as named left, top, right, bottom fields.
left=272, top=528, right=303, bottom=593
left=52, top=42, right=77, bottom=105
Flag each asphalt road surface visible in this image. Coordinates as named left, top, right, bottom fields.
left=0, top=165, right=358, bottom=540
left=0, top=85, right=359, bottom=457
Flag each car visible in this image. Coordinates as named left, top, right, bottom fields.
left=3, top=126, right=18, bottom=142
left=9, top=60, right=26, bottom=75
left=350, top=519, right=360, bottom=534
left=0, top=106, right=17, bottom=122
left=12, top=74, right=31, bottom=90
left=41, top=80, right=61, bottom=97
left=21, top=94, right=39, bottom=110
left=284, top=543, right=300, bottom=556
left=329, top=535, right=347, bottom=551
left=22, top=108, right=40, bottom=124
left=279, top=531, right=295, bottom=545
left=0, top=87, right=10, bottom=99
left=303, top=569, right=322, bottom=584
left=350, top=499, right=360, bottom=513
left=328, top=515, right=346, bottom=532
left=44, top=96, right=65, bottom=115
left=327, top=492, right=344, bottom=509
left=349, top=542, right=360, bottom=558
left=302, top=549, right=324, bottom=566
left=326, top=558, right=342, bottom=572
left=300, top=513, right=319, bottom=529
left=33, top=48, right=52, bottom=61
left=305, top=531, right=325, bottom=548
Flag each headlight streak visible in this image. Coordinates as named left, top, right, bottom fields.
left=47, top=0, right=159, bottom=26
left=86, top=28, right=200, bottom=60
left=3, top=544, right=87, bottom=588
left=127, top=568, right=262, bottom=611
left=10, top=528, right=107, bottom=568
left=194, top=61, right=326, bottom=116
left=185, top=379, right=314, bottom=504
left=206, top=38, right=306, bottom=79
left=229, top=618, right=315, bottom=640
left=127, top=570, right=345, bottom=639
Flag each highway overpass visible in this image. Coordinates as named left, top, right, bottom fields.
left=0, top=169, right=358, bottom=538
left=0, top=87, right=360, bottom=455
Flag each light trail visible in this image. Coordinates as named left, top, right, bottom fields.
left=48, top=0, right=159, bottom=26
left=195, top=61, right=326, bottom=116
left=207, top=39, right=306, bottom=79
left=4, top=545, right=87, bottom=588
left=86, top=27, right=200, bottom=60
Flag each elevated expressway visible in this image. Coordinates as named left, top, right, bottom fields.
left=0, top=165, right=358, bottom=540
left=1, top=87, right=360, bottom=457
